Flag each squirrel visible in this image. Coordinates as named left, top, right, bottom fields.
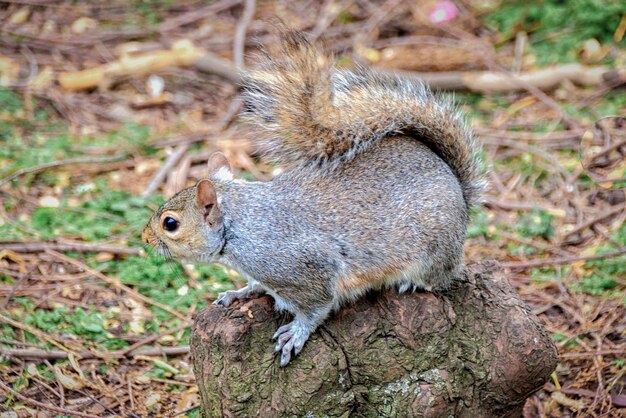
left=142, top=30, right=485, bottom=367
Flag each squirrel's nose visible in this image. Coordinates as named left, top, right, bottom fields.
left=141, top=226, right=153, bottom=245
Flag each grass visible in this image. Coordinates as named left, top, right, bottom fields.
left=486, top=0, right=626, bottom=65
left=0, top=1, right=624, bottom=414
left=0, top=90, right=237, bottom=359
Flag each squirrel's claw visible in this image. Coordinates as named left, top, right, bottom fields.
left=213, top=285, right=262, bottom=307
left=213, top=291, right=237, bottom=306
left=272, top=320, right=310, bottom=367
left=272, top=323, right=293, bottom=340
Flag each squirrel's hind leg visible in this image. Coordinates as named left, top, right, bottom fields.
left=272, top=303, right=333, bottom=367
left=213, top=282, right=265, bottom=307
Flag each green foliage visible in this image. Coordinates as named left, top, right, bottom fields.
left=467, top=208, right=490, bottom=238
left=24, top=306, right=106, bottom=336
left=12, top=191, right=163, bottom=241
left=107, top=254, right=233, bottom=320
left=122, top=0, right=175, bottom=29
left=338, top=11, right=355, bottom=23
left=486, top=0, right=626, bottom=65
left=0, top=122, right=152, bottom=188
left=507, top=242, right=537, bottom=256
left=530, top=265, right=571, bottom=283
left=12, top=304, right=127, bottom=349
left=0, top=132, right=73, bottom=184
left=563, top=92, right=626, bottom=124
left=516, top=210, right=555, bottom=239
left=0, top=88, right=23, bottom=113
left=574, top=222, right=626, bottom=296
left=552, top=332, right=578, bottom=347
left=596, top=91, right=626, bottom=116
left=107, top=122, right=153, bottom=153
left=576, top=275, right=618, bottom=295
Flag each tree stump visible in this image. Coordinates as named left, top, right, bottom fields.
left=191, top=264, right=557, bottom=417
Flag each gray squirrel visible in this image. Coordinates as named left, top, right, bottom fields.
left=142, top=30, right=485, bottom=366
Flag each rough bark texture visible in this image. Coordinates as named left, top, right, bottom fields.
left=191, top=264, right=557, bottom=417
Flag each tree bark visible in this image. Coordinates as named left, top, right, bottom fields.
left=191, top=264, right=557, bottom=417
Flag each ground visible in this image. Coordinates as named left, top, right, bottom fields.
left=0, top=1, right=624, bottom=417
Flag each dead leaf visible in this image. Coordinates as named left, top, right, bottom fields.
left=71, top=17, right=97, bottom=34
left=0, top=56, right=20, bottom=87
left=30, top=66, right=54, bottom=91
left=0, top=250, right=26, bottom=273
left=145, top=393, right=161, bottom=410
left=175, top=388, right=199, bottom=414
left=38, top=196, right=60, bottom=208
left=8, top=7, right=31, bottom=25
left=551, top=391, right=584, bottom=411
left=580, top=39, right=608, bottom=64
left=95, top=252, right=114, bottom=262
left=54, top=366, right=85, bottom=390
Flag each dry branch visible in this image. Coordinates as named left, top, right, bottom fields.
left=386, top=64, right=626, bottom=92
left=0, top=154, right=128, bottom=187
left=0, top=346, right=190, bottom=360
left=59, top=40, right=204, bottom=91
left=56, top=38, right=625, bottom=93
left=194, top=54, right=626, bottom=92
left=501, top=249, right=626, bottom=270
left=47, top=250, right=188, bottom=321
left=0, top=241, right=142, bottom=255
left=233, top=0, right=256, bottom=70
left=0, top=380, right=101, bottom=418
left=0, top=313, right=79, bottom=353
left=142, top=144, right=190, bottom=197
left=193, top=52, right=241, bottom=84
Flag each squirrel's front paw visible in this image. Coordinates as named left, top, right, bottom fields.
left=213, top=286, right=260, bottom=307
left=213, top=290, right=239, bottom=307
left=272, top=321, right=311, bottom=367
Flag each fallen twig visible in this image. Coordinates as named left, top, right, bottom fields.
left=0, top=345, right=190, bottom=360
left=558, top=349, right=626, bottom=359
left=117, top=322, right=192, bottom=357
left=151, top=132, right=212, bottom=148
left=56, top=36, right=624, bottom=94
left=157, top=0, right=240, bottom=32
left=0, top=154, right=128, bottom=187
left=142, top=144, right=190, bottom=197
left=59, top=40, right=203, bottom=91
left=376, top=64, right=625, bottom=93
left=0, top=241, right=142, bottom=256
left=0, top=380, right=101, bottom=418
left=233, top=0, right=256, bottom=70
left=0, top=313, right=79, bottom=353
left=501, top=249, right=626, bottom=270
left=193, top=52, right=242, bottom=84
left=46, top=250, right=189, bottom=321
left=476, top=128, right=584, bottom=142
left=483, top=197, right=565, bottom=216
left=561, top=205, right=626, bottom=245
left=172, top=404, right=200, bottom=417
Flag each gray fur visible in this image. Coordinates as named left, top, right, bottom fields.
left=208, top=137, right=468, bottom=365
left=144, top=31, right=484, bottom=366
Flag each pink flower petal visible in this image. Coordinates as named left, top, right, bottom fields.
left=428, top=0, right=459, bottom=24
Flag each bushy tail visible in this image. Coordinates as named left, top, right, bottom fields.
left=241, top=30, right=485, bottom=207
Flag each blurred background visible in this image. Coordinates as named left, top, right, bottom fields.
left=0, top=0, right=624, bottom=416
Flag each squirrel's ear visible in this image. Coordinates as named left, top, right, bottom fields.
left=196, top=180, right=222, bottom=227
left=207, top=152, right=232, bottom=181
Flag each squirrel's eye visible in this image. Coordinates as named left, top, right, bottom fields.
left=162, top=217, right=179, bottom=232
